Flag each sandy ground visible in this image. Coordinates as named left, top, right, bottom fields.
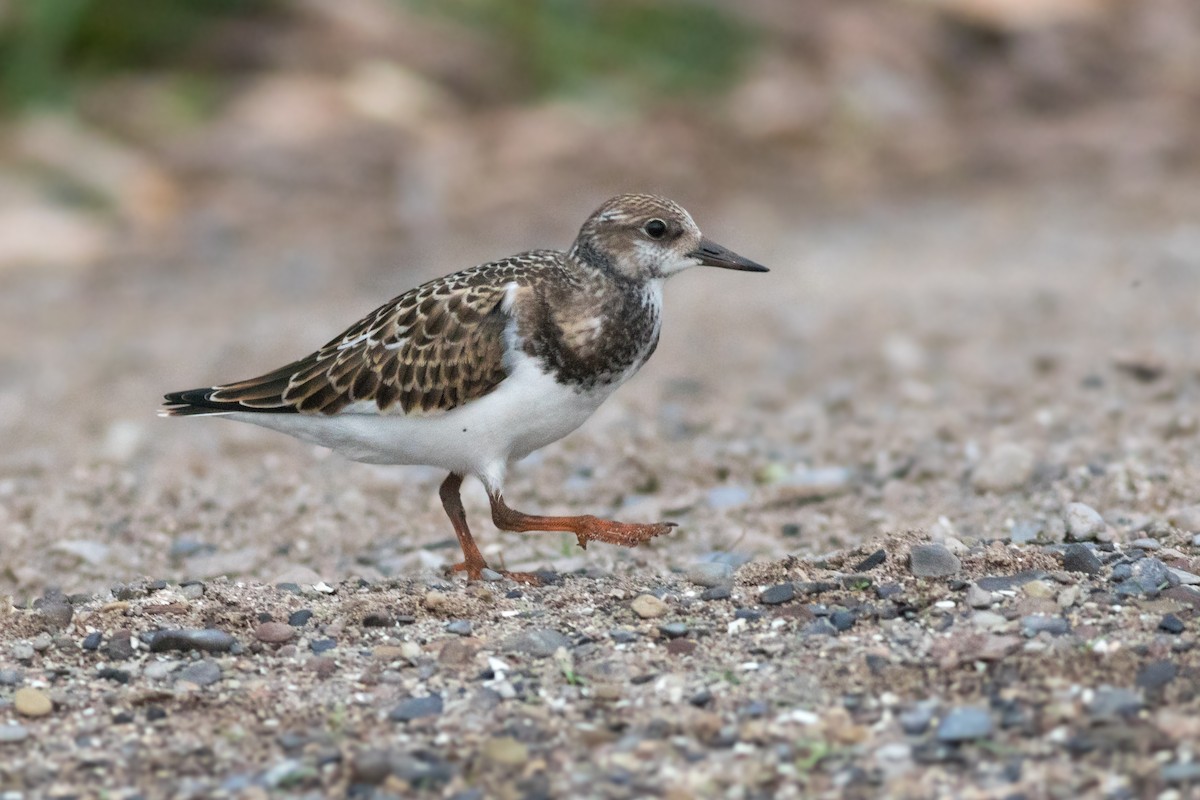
left=2, top=174, right=1200, bottom=798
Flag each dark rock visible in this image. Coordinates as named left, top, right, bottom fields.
left=875, top=583, right=903, bottom=599
left=1137, top=660, right=1177, bottom=691
left=701, top=585, right=731, bottom=601
left=362, top=612, right=393, bottom=628
left=1110, top=562, right=1133, bottom=582
left=830, top=610, right=856, bottom=632
left=1061, top=544, right=1102, bottom=575
left=176, top=660, right=222, bottom=687
left=1021, top=615, right=1071, bottom=637
left=445, top=620, right=473, bottom=636
left=734, top=608, right=762, bottom=621
left=796, top=581, right=840, bottom=595
left=899, top=704, right=936, bottom=735
left=1160, top=614, right=1186, bottom=634
left=659, top=622, right=688, bottom=639
left=288, top=609, right=314, bottom=627
left=936, top=707, right=993, bottom=742
left=976, top=571, right=1047, bottom=592
left=1087, top=687, right=1142, bottom=719
left=1131, top=558, right=1170, bottom=594
left=0, top=669, right=23, bottom=686
left=388, top=694, right=443, bottom=722
left=96, top=667, right=130, bottom=684
left=310, top=638, right=337, bottom=654
left=802, top=619, right=838, bottom=637
left=852, top=549, right=887, bottom=572
left=504, top=628, right=571, bottom=658
left=759, top=583, right=795, bottom=605
left=609, top=629, right=637, bottom=644
left=81, top=632, right=102, bottom=651
left=149, top=629, right=236, bottom=653
left=103, top=630, right=134, bottom=660
left=33, top=591, right=73, bottom=631
left=689, top=690, right=713, bottom=707
left=909, top=544, right=960, bottom=578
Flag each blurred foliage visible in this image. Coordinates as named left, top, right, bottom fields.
left=407, top=0, right=755, bottom=101
left=0, top=0, right=275, bottom=111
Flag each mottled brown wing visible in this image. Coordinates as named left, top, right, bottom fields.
left=201, top=275, right=514, bottom=416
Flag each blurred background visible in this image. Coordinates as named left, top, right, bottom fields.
left=2, top=0, right=1199, bottom=594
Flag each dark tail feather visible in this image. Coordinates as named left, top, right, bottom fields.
left=160, top=387, right=295, bottom=417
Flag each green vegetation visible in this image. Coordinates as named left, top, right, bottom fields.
left=407, top=0, right=755, bottom=102
left=0, top=0, right=274, bottom=110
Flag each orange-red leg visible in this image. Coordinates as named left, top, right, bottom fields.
left=488, top=492, right=676, bottom=550
left=438, top=474, right=542, bottom=584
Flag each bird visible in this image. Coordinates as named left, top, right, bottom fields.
left=161, top=193, right=768, bottom=582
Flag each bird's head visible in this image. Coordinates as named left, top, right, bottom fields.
left=570, top=193, right=768, bottom=282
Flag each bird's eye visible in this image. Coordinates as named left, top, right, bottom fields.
left=643, top=219, right=667, bottom=239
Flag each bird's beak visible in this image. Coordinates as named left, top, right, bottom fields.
left=689, top=237, right=769, bottom=272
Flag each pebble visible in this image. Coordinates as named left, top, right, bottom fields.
left=149, top=629, right=236, bottom=653
left=445, top=620, right=473, bottom=636
left=1130, top=558, right=1170, bottom=594
left=659, top=622, right=688, bottom=639
left=1087, top=687, right=1141, bottom=719
left=909, top=544, right=960, bottom=578
left=971, top=611, right=1007, bottom=631
left=481, top=736, right=528, bottom=767
left=13, top=688, right=52, bottom=717
left=1021, top=615, right=1071, bottom=637
left=1061, top=544, right=1101, bottom=575
left=389, top=694, right=443, bottom=722
left=81, top=632, right=102, bottom=651
left=899, top=704, right=936, bottom=735
left=965, top=584, right=993, bottom=609
left=310, top=638, right=336, bottom=654
left=0, top=669, right=22, bottom=686
left=144, top=660, right=179, bottom=681
left=701, top=585, right=731, bottom=601
left=254, top=622, right=295, bottom=644
left=851, top=549, right=887, bottom=572
left=287, top=609, right=314, bottom=627
left=631, top=594, right=669, bottom=619
left=504, top=628, right=571, bottom=658
left=686, top=561, right=734, bottom=588
left=1136, top=660, right=1177, bottom=691
left=480, top=568, right=504, bottom=582
left=1159, top=614, right=1186, bottom=634
left=1163, top=763, right=1200, bottom=785
left=759, top=583, right=795, bottom=605
left=936, top=707, right=993, bottom=742
left=829, top=610, right=856, bottom=632
left=971, top=443, right=1035, bottom=492
left=1065, top=502, right=1106, bottom=540
left=350, top=749, right=393, bottom=785
left=33, top=592, right=73, bottom=631
left=30, top=633, right=52, bottom=652
left=1129, top=538, right=1160, bottom=550
left=176, top=661, right=222, bottom=687
left=803, top=619, right=838, bottom=637
left=1168, top=567, right=1200, bottom=586
left=0, top=724, right=29, bottom=744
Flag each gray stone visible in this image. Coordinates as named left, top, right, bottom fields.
left=701, top=585, right=731, bottom=601
left=1162, top=763, right=1200, bottom=784
left=935, top=707, right=993, bottom=742
left=33, top=592, right=73, bottom=632
left=0, top=724, right=29, bottom=744
left=802, top=618, right=839, bottom=637
left=686, top=561, right=734, bottom=588
left=909, top=544, right=960, bottom=578
left=1061, top=544, right=1101, bottom=575
left=479, top=568, right=504, bottom=582
left=503, top=628, right=570, bottom=658
left=971, top=443, right=1035, bottom=493
left=1087, top=687, right=1142, bottom=719
left=1065, top=502, right=1106, bottom=540
left=759, top=583, right=795, bottom=605
left=388, top=694, right=443, bottom=722
left=1168, top=567, right=1200, bottom=586
left=899, top=703, right=937, bottom=735
left=1131, top=558, right=1170, bottom=594
left=965, top=584, right=993, bottom=609
left=658, top=622, right=688, bottom=639
left=1136, top=660, right=1177, bottom=691
left=1129, top=538, right=1160, bottom=550
left=144, top=660, right=180, bottom=681
left=445, top=620, right=473, bottom=636
left=176, top=660, right=222, bottom=687
left=0, top=669, right=22, bottom=686
left=149, top=629, right=236, bottom=653
left=977, top=570, right=1048, bottom=592
left=1021, top=615, right=1071, bottom=637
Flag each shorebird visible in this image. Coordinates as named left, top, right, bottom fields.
left=162, top=194, right=767, bottom=581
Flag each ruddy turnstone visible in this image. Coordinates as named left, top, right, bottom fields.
left=162, top=194, right=767, bottom=581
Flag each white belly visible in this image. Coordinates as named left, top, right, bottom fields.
left=227, top=350, right=614, bottom=489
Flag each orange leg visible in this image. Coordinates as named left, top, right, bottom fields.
left=438, top=474, right=541, bottom=584
left=488, top=492, right=676, bottom=550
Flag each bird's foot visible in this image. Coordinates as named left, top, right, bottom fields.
left=572, top=518, right=678, bottom=550
left=445, top=560, right=543, bottom=586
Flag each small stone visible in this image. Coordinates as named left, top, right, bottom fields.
left=0, top=724, right=29, bottom=743
left=81, top=631, right=103, bottom=650
left=1021, top=615, right=1070, bottom=637
left=1065, top=503, right=1106, bottom=540
left=1022, top=580, right=1054, bottom=599
left=965, top=584, right=992, bottom=609
left=1131, top=558, right=1170, bottom=594
left=909, top=544, right=960, bottom=578
left=1159, top=614, right=1186, bottom=634
left=803, top=619, right=838, bottom=637
left=0, top=669, right=22, bottom=686
left=362, top=612, right=393, bottom=627
left=504, top=628, right=571, bottom=658
left=287, top=609, right=314, bottom=627
left=1061, top=544, right=1101, bottom=575
left=13, top=687, right=52, bottom=717
left=351, top=749, right=393, bottom=785
left=659, top=622, right=688, bottom=639
left=310, top=638, right=336, bottom=654
left=971, top=611, right=1007, bottom=631
left=144, top=660, right=179, bottom=680
left=481, top=736, right=528, bottom=767
left=1168, top=568, right=1200, bottom=586
left=176, top=660, right=222, bottom=687
left=830, top=610, right=856, bottom=632
left=972, top=443, right=1035, bottom=492
left=1163, top=763, right=1200, bottom=784
left=1137, top=660, right=1177, bottom=691
left=30, top=633, right=52, bottom=652
left=701, top=585, right=731, bottom=601
left=445, top=620, right=473, bottom=636
left=423, top=590, right=450, bottom=612
left=734, top=608, right=763, bottom=621
left=631, top=594, right=669, bottom=619
left=255, top=622, right=295, bottom=644
left=33, top=592, right=73, bottom=632
left=686, top=562, right=734, bottom=588
left=389, top=694, right=443, bottom=722
left=1087, top=687, right=1142, bottom=719
left=149, top=629, right=236, bottom=653
left=899, top=704, right=936, bottom=735
left=1130, top=538, right=1160, bottom=550
left=977, top=635, right=1022, bottom=661
left=759, top=583, right=795, bottom=605
left=936, top=707, right=993, bottom=742
left=852, top=549, right=887, bottom=572
left=479, top=568, right=504, bottom=582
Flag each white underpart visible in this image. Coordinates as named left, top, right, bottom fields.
left=223, top=282, right=660, bottom=494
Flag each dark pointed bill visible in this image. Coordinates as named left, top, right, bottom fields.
left=689, top=237, right=769, bottom=272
